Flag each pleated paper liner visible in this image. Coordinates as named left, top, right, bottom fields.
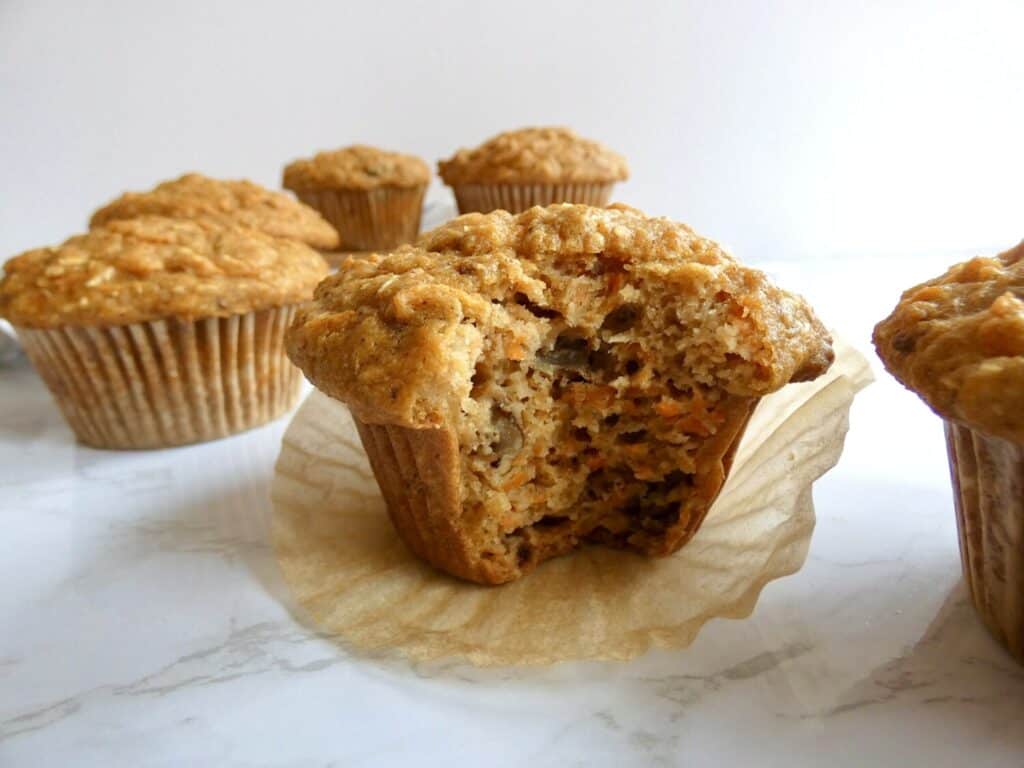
left=271, top=337, right=872, bottom=666
left=450, top=182, right=616, bottom=214
left=16, top=305, right=301, bottom=450
left=946, top=422, right=1024, bottom=662
left=296, top=186, right=426, bottom=254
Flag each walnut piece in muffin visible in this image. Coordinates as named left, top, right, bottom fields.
left=438, top=126, right=629, bottom=186
left=874, top=241, right=1024, bottom=444
left=288, top=204, right=833, bottom=584
left=282, top=145, right=430, bottom=192
left=90, top=173, right=339, bottom=251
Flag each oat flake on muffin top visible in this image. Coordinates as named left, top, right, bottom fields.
left=874, top=240, right=1024, bottom=444
left=0, top=216, right=329, bottom=329
left=282, top=145, right=430, bottom=192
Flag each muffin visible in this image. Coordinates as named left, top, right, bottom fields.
left=438, top=126, right=629, bottom=215
left=282, top=145, right=430, bottom=254
left=287, top=204, right=833, bottom=585
left=90, top=173, right=339, bottom=252
left=0, top=216, right=329, bottom=449
left=874, top=242, right=1024, bottom=661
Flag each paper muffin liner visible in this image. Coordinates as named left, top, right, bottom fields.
left=945, top=422, right=1024, bottom=662
left=16, top=306, right=301, bottom=450
left=271, top=337, right=870, bottom=665
left=450, top=182, right=616, bottom=214
left=295, top=186, right=426, bottom=253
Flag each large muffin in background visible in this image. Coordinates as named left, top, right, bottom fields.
left=874, top=241, right=1024, bottom=662
left=90, top=173, right=339, bottom=251
left=287, top=203, right=833, bottom=584
left=438, top=126, right=629, bottom=215
left=0, top=216, right=329, bottom=449
left=283, top=145, right=430, bottom=254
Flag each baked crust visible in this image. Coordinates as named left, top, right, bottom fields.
left=90, top=173, right=339, bottom=251
left=282, top=145, right=430, bottom=191
left=1, top=216, right=329, bottom=329
left=874, top=241, right=1024, bottom=444
left=437, top=126, right=629, bottom=185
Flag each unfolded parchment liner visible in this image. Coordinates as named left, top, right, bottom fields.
left=271, top=337, right=872, bottom=665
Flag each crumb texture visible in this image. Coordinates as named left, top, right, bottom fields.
left=874, top=241, right=1024, bottom=444
left=1, top=216, right=329, bottom=328
left=288, top=204, right=832, bottom=583
left=438, top=127, right=629, bottom=185
left=283, top=145, right=430, bottom=191
left=90, top=173, right=339, bottom=250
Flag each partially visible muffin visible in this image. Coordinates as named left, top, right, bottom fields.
left=438, top=126, right=629, bottom=214
left=288, top=203, right=832, bottom=584
left=1, top=216, right=329, bottom=449
left=874, top=241, right=1024, bottom=662
left=90, top=173, right=339, bottom=251
left=283, top=145, right=430, bottom=253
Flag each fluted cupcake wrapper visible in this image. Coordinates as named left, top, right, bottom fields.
left=16, top=306, right=301, bottom=450
left=450, top=182, right=616, bottom=215
left=295, top=186, right=426, bottom=255
left=945, top=421, right=1024, bottom=662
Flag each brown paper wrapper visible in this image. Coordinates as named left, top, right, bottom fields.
left=296, top=186, right=426, bottom=253
left=272, top=338, right=871, bottom=665
left=450, top=182, right=616, bottom=214
left=16, top=306, right=301, bottom=450
left=945, top=422, right=1024, bottom=662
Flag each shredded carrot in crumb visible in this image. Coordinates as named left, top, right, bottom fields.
left=654, top=400, right=686, bottom=418
left=505, top=338, right=527, bottom=361
left=501, top=470, right=530, bottom=491
left=586, top=455, right=607, bottom=470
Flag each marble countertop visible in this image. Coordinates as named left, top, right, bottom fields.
left=2, top=256, right=1023, bottom=767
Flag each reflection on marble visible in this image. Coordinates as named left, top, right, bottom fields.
left=2, top=258, right=1023, bottom=766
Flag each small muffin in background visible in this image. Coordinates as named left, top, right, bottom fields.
left=874, top=242, right=1024, bottom=663
left=90, top=173, right=339, bottom=252
left=287, top=203, right=833, bottom=585
left=0, top=216, right=329, bottom=450
left=438, top=126, right=629, bottom=215
left=282, top=145, right=430, bottom=254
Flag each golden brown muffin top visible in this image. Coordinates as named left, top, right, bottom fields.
left=282, top=145, right=431, bottom=191
left=0, top=216, right=329, bottom=329
left=89, top=173, right=340, bottom=251
left=437, top=126, right=630, bottom=185
left=874, top=241, right=1024, bottom=443
left=287, top=204, right=832, bottom=428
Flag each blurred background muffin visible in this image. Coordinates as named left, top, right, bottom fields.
left=0, top=216, right=328, bottom=449
left=283, top=145, right=429, bottom=255
left=90, top=173, right=339, bottom=252
left=438, top=126, right=629, bottom=214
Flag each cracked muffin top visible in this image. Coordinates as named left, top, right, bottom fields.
left=282, top=145, right=431, bottom=191
left=1, top=216, right=329, bottom=329
left=874, top=241, right=1024, bottom=444
left=287, top=203, right=832, bottom=428
left=89, top=173, right=339, bottom=251
left=437, top=127, right=630, bottom=186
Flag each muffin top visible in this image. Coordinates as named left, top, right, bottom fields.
left=282, top=145, right=431, bottom=191
left=89, top=173, right=340, bottom=251
left=874, top=241, right=1024, bottom=443
left=288, top=203, right=832, bottom=427
left=0, top=216, right=330, bottom=329
left=437, top=126, right=630, bottom=186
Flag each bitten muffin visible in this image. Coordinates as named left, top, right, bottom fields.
left=90, top=173, right=340, bottom=252
left=282, top=145, right=430, bottom=254
left=0, top=216, right=329, bottom=449
left=287, top=204, right=833, bottom=585
left=438, top=126, right=629, bottom=215
left=874, top=241, right=1024, bottom=662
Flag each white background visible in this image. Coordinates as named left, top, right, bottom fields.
left=2, top=0, right=1022, bottom=266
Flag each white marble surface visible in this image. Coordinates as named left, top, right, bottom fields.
left=2, top=256, right=1023, bottom=767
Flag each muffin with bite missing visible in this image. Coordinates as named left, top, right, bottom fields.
left=287, top=203, right=833, bottom=585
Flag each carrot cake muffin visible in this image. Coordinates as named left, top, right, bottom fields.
left=287, top=203, right=833, bottom=584
left=1, top=216, right=329, bottom=449
left=90, top=173, right=339, bottom=252
left=438, top=126, right=629, bottom=214
left=283, top=145, right=430, bottom=253
left=874, top=241, right=1024, bottom=661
